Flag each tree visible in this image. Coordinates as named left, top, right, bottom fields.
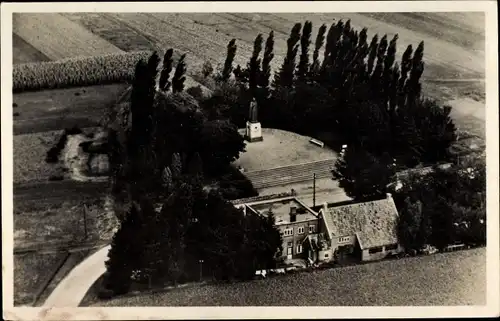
left=332, top=146, right=396, bottom=201
left=171, top=152, right=183, bottom=180
left=321, top=20, right=343, bottom=73
left=297, top=21, right=313, bottom=82
left=367, top=34, right=379, bottom=75
left=199, top=119, right=246, bottom=174
left=152, top=181, right=195, bottom=285
left=310, top=23, right=327, bottom=77
left=201, top=60, right=214, bottom=78
left=260, top=31, right=275, bottom=96
left=397, top=197, right=423, bottom=250
left=274, top=23, right=301, bottom=88
left=159, top=49, right=174, bottom=92
left=103, top=204, right=143, bottom=295
left=162, top=166, right=173, bottom=193
left=172, top=54, right=187, bottom=93
left=406, top=41, right=425, bottom=105
left=187, top=152, right=204, bottom=178
left=221, top=39, right=237, bottom=82
left=248, top=34, right=264, bottom=95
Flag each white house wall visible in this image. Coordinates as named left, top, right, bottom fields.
left=362, top=244, right=404, bottom=262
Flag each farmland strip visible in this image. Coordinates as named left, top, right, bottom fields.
left=60, top=13, right=156, bottom=52
left=13, top=13, right=123, bottom=60
left=13, top=33, right=51, bottom=64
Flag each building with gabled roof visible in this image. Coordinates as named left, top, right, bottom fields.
left=317, top=193, right=403, bottom=262
left=233, top=192, right=403, bottom=265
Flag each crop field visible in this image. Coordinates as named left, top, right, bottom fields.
left=84, top=247, right=485, bottom=306
left=12, top=12, right=486, bottom=139
left=14, top=13, right=485, bottom=83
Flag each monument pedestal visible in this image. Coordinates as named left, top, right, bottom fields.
left=245, top=121, right=263, bottom=142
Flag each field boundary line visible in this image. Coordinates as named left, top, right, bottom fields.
left=14, top=240, right=108, bottom=255
left=31, top=252, right=71, bottom=307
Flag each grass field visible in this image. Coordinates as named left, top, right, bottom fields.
left=14, top=251, right=69, bottom=306
left=13, top=130, right=65, bottom=183
left=14, top=199, right=104, bottom=250
left=83, top=248, right=485, bottom=306
left=34, top=249, right=92, bottom=306
left=13, top=84, right=127, bottom=135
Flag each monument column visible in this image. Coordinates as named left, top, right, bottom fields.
left=245, top=97, right=263, bottom=142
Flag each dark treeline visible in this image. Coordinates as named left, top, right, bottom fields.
left=102, top=49, right=281, bottom=298
left=204, top=20, right=457, bottom=169
left=394, top=156, right=486, bottom=251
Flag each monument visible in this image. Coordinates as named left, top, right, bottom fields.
left=245, top=97, right=263, bottom=142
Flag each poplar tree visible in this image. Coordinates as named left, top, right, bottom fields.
left=159, top=49, right=174, bottom=92
left=172, top=54, right=187, bottom=93
left=248, top=34, right=264, bottom=95
left=367, top=34, right=379, bottom=75
left=297, top=21, right=313, bottom=82
left=222, top=39, right=237, bottom=82
left=260, top=31, right=275, bottom=95
left=274, top=23, right=301, bottom=88
left=171, top=152, right=182, bottom=180
left=310, top=24, right=327, bottom=77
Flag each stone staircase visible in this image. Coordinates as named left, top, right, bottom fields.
left=244, top=159, right=335, bottom=190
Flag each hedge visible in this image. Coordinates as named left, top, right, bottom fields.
left=13, top=51, right=154, bottom=92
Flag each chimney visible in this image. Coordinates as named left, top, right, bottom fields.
left=321, top=202, right=328, bottom=214
left=386, top=193, right=392, bottom=199
left=290, top=206, right=297, bottom=222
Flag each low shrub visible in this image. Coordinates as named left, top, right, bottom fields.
left=13, top=51, right=152, bottom=92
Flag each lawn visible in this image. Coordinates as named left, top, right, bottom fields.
left=84, top=248, right=486, bottom=306
left=14, top=199, right=105, bottom=250
left=14, top=251, right=69, bottom=306
left=233, top=128, right=337, bottom=172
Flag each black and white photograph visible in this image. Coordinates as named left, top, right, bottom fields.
left=1, top=1, right=499, bottom=320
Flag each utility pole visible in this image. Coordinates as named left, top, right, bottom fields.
left=313, top=173, right=316, bottom=208
left=83, top=204, right=88, bottom=240
left=199, top=259, right=204, bottom=282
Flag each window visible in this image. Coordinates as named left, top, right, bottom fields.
left=338, top=236, right=351, bottom=243
left=297, top=227, right=305, bottom=234
left=368, top=247, right=383, bottom=254
left=283, top=228, right=293, bottom=236
left=297, top=244, right=303, bottom=254
left=324, top=253, right=329, bottom=258
left=386, top=244, right=398, bottom=251
left=309, top=225, right=315, bottom=233
left=287, top=241, right=293, bottom=247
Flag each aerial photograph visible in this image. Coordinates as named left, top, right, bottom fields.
left=7, top=7, right=491, bottom=312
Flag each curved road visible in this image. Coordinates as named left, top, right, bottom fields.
left=43, top=245, right=110, bottom=307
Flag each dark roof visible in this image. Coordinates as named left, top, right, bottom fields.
left=323, top=196, right=400, bottom=250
